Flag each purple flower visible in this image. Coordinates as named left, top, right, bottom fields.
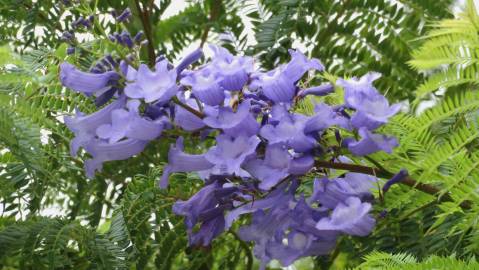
left=180, top=68, right=225, bottom=106
left=309, top=173, right=377, bottom=209
left=304, top=103, right=351, bottom=133
left=283, top=49, right=324, bottom=81
left=159, top=137, right=214, bottom=188
left=65, top=96, right=127, bottom=157
left=237, top=182, right=336, bottom=268
left=189, top=215, right=225, bottom=246
left=84, top=138, right=148, bottom=178
left=346, top=128, right=398, bottom=156
left=315, top=196, right=375, bottom=236
left=95, top=99, right=166, bottom=143
left=174, top=181, right=237, bottom=246
left=267, top=230, right=336, bottom=267
left=173, top=182, right=220, bottom=229
left=203, top=101, right=259, bottom=137
left=260, top=106, right=316, bottom=152
left=59, top=62, right=119, bottom=94
left=225, top=182, right=291, bottom=229
left=243, top=144, right=292, bottom=190
left=208, top=44, right=254, bottom=91
left=204, top=134, right=261, bottom=177
left=337, top=73, right=400, bottom=130
left=250, top=50, right=322, bottom=103
left=124, top=60, right=178, bottom=103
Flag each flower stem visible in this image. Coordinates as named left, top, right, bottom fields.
left=172, top=96, right=205, bottom=119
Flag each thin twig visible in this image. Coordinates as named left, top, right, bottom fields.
left=134, top=0, right=156, bottom=66
left=172, top=96, right=205, bottom=118
left=199, top=0, right=222, bottom=48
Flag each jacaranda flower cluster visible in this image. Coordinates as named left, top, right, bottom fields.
left=59, top=44, right=401, bottom=268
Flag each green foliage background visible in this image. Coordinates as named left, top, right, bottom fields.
left=1, top=0, right=479, bottom=269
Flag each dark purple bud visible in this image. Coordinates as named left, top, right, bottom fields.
left=145, top=103, right=166, bottom=120
left=88, top=15, right=95, bottom=23
left=108, top=34, right=116, bottom=42
left=110, top=10, right=117, bottom=17
left=72, top=16, right=84, bottom=28
left=133, top=31, right=144, bottom=43
left=121, top=31, right=134, bottom=48
left=80, top=18, right=91, bottom=28
left=359, top=192, right=374, bottom=203
left=379, top=210, right=388, bottom=218
left=383, top=169, right=408, bottom=193
left=66, top=46, right=75, bottom=55
left=95, top=87, right=117, bottom=107
left=94, top=63, right=106, bottom=72
left=116, top=8, right=131, bottom=22
left=176, top=48, right=203, bottom=75
left=114, top=32, right=123, bottom=44
left=62, top=0, right=71, bottom=6
left=61, top=31, right=74, bottom=41
left=100, top=58, right=111, bottom=68
left=105, top=55, right=117, bottom=67
left=298, top=83, right=334, bottom=97
left=89, top=67, right=103, bottom=74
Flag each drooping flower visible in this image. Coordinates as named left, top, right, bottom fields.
left=159, top=137, right=214, bottom=188
left=60, top=62, right=120, bottom=94
left=203, top=101, right=259, bottom=137
left=346, top=127, right=398, bottom=156
left=204, top=134, right=261, bottom=177
left=180, top=68, right=225, bottom=105
left=315, top=196, right=376, bottom=236
left=95, top=99, right=165, bottom=143
left=224, top=181, right=291, bottom=229
left=260, top=105, right=316, bottom=152
left=250, top=50, right=323, bottom=103
left=208, top=44, right=254, bottom=91
left=243, top=144, right=292, bottom=190
left=237, top=182, right=338, bottom=269
left=304, top=103, right=351, bottom=133
left=337, top=73, right=400, bottom=130
left=309, top=173, right=377, bottom=208
left=84, top=138, right=148, bottom=178
left=124, top=60, right=178, bottom=103
left=65, top=96, right=127, bottom=157
left=174, top=181, right=238, bottom=246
